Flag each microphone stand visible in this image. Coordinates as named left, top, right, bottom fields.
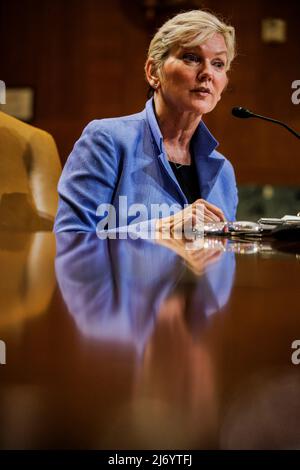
left=250, top=112, right=300, bottom=140
left=232, top=106, right=300, bottom=226
left=232, top=107, right=300, bottom=139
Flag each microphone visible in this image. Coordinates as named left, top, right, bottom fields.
left=232, top=106, right=300, bottom=139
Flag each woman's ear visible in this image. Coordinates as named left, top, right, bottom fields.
left=145, top=58, right=160, bottom=90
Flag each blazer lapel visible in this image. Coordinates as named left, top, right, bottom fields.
left=194, top=154, right=225, bottom=200
left=144, top=100, right=187, bottom=205
left=158, top=152, right=188, bottom=205
left=192, top=121, right=225, bottom=200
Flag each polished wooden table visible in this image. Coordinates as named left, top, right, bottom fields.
left=0, top=231, right=300, bottom=450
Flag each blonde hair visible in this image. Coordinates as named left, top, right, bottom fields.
left=147, top=10, right=236, bottom=74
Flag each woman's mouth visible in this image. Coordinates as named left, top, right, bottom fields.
left=191, top=87, right=211, bottom=95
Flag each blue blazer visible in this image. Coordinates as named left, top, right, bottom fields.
left=54, top=98, right=238, bottom=232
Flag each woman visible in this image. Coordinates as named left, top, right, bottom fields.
left=54, top=10, right=238, bottom=234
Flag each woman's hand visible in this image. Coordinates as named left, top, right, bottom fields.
left=196, top=199, right=226, bottom=222
left=155, top=234, right=225, bottom=276
left=155, top=199, right=226, bottom=238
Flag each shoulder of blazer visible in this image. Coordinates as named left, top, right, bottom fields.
left=83, top=108, right=147, bottom=134
left=79, top=109, right=149, bottom=153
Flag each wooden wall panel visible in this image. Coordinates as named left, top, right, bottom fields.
left=203, top=0, right=300, bottom=184
left=0, top=0, right=149, bottom=160
left=1, top=0, right=300, bottom=184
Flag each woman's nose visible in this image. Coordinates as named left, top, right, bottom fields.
left=197, top=60, right=213, bottom=81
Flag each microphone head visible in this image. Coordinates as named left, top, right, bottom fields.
left=232, top=106, right=253, bottom=118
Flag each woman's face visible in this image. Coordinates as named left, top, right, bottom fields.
left=157, top=33, right=228, bottom=117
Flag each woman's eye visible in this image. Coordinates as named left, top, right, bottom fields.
left=213, top=61, right=225, bottom=69
left=182, top=53, right=200, bottom=63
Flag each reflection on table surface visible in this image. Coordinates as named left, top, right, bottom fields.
left=0, top=232, right=300, bottom=449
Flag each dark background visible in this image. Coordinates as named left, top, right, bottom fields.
left=1, top=0, right=300, bottom=186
